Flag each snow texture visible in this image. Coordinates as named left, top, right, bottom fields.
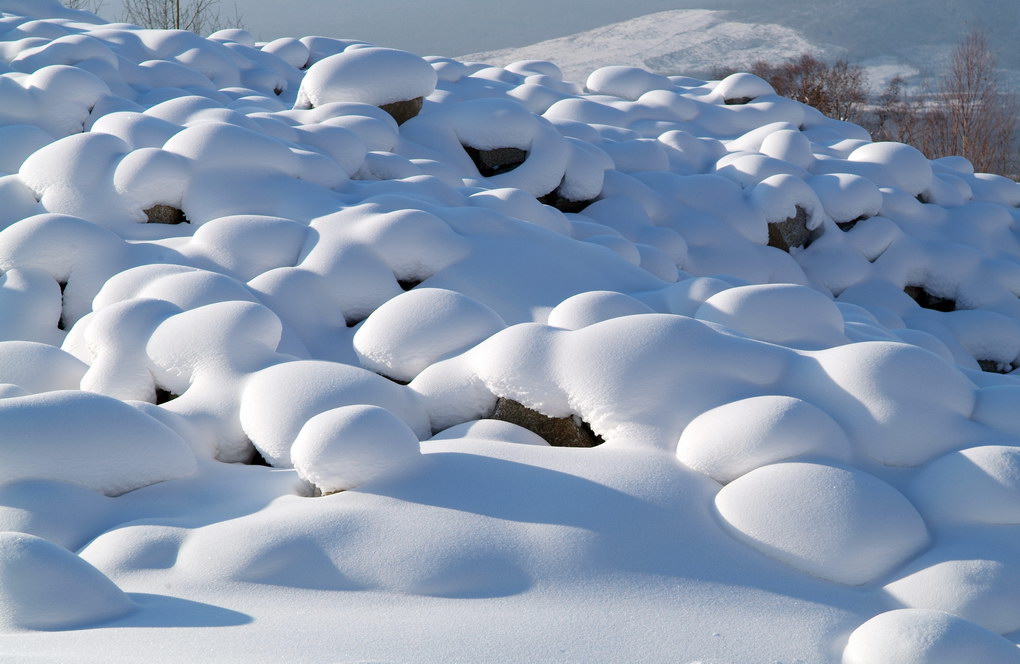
left=0, top=4, right=1019, bottom=662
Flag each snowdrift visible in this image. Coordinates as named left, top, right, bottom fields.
left=0, top=2, right=1019, bottom=662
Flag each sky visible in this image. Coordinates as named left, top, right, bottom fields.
left=95, top=0, right=1019, bottom=77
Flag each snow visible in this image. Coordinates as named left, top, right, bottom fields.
left=676, top=395, right=852, bottom=483
left=291, top=404, right=423, bottom=494
left=0, top=532, right=134, bottom=630
left=843, top=609, right=1020, bottom=664
left=294, top=46, right=437, bottom=109
left=353, top=287, right=506, bottom=382
left=0, top=5, right=1019, bottom=662
left=714, top=462, right=929, bottom=585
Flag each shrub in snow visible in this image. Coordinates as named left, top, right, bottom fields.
left=291, top=404, right=422, bottom=494
left=0, top=532, right=133, bottom=631
left=714, top=462, right=928, bottom=585
left=842, top=609, right=1020, bottom=664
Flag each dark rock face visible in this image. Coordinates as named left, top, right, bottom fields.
left=464, top=146, right=528, bottom=177
left=538, top=190, right=594, bottom=214
left=978, top=359, right=1019, bottom=374
left=145, top=205, right=188, bottom=225
left=154, top=387, right=179, bottom=404
left=490, top=398, right=604, bottom=448
left=246, top=447, right=272, bottom=466
left=724, top=96, right=754, bottom=105
left=767, top=206, right=819, bottom=252
left=379, top=96, right=423, bottom=125
left=836, top=215, right=869, bottom=232
left=904, top=285, right=956, bottom=312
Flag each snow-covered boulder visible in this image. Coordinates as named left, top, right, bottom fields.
left=292, top=404, right=423, bottom=494
left=0, top=532, right=134, bottom=631
left=715, top=462, right=928, bottom=585
left=843, top=609, right=1020, bottom=664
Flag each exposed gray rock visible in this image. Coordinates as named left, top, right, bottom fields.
left=904, top=285, right=956, bottom=312
left=379, top=96, right=423, bottom=125
left=767, top=205, right=818, bottom=252
left=464, top=146, right=528, bottom=177
left=490, top=398, right=604, bottom=448
left=145, top=205, right=188, bottom=225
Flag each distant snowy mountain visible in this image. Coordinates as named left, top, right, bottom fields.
left=461, top=9, right=847, bottom=84
left=459, top=4, right=1018, bottom=91
left=6, top=3, right=1020, bottom=663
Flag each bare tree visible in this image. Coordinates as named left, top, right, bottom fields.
left=64, top=0, right=105, bottom=14
left=122, top=0, right=239, bottom=35
left=923, top=29, right=1018, bottom=176
left=870, top=75, right=924, bottom=145
left=738, top=54, right=867, bottom=123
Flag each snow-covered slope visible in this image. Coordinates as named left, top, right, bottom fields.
left=1, top=2, right=1020, bottom=663
left=461, top=4, right=1018, bottom=90
left=462, top=9, right=845, bottom=84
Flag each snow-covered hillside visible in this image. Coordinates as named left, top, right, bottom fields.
left=1, top=2, right=1020, bottom=663
left=462, top=9, right=847, bottom=84
left=461, top=7, right=1013, bottom=90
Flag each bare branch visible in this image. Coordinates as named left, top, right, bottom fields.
left=63, top=0, right=105, bottom=14
left=121, top=0, right=243, bottom=35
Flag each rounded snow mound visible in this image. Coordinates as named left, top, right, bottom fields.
left=0, top=390, right=196, bottom=496
left=292, top=404, right=423, bottom=494
left=842, top=609, right=1020, bottom=664
left=847, top=141, right=933, bottom=195
left=546, top=290, right=654, bottom=330
left=715, top=462, right=928, bottom=585
left=428, top=419, right=550, bottom=446
left=885, top=555, right=1020, bottom=634
left=695, top=283, right=848, bottom=349
left=0, top=532, right=133, bottom=631
left=911, top=445, right=1020, bottom=524
left=353, top=288, right=506, bottom=383
left=240, top=360, right=431, bottom=467
left=585, top=66, right=673, bottom=101
left=812, top=342, right=976, bottom=467
left=676, top=395, right=852, bottom=483
left=295, top=47, right=437, bottom=109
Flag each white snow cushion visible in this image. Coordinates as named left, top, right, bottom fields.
left=715, top=462, right=928, bottom=585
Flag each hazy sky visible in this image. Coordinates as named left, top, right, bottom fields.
left=97, top=0, right=1018, bottom=75
left=101, top=0, right=712, bottom=55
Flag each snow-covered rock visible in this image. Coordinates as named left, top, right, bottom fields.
left=715, top=462, right=928, bottom=585
left=843, top=609, right=1020, bottom=664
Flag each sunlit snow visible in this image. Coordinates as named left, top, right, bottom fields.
left=1, top=2, right=1020, bottom=662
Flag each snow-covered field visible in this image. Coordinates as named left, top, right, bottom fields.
left=1, top=1, right=1020, bottom=662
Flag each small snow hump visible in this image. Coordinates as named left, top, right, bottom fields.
left=293, top=47, right=437, bottom=120
left=0, top=532, right=134, bottom=631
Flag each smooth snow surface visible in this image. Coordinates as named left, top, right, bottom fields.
left=0, top=3, right=1019, bottom=663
